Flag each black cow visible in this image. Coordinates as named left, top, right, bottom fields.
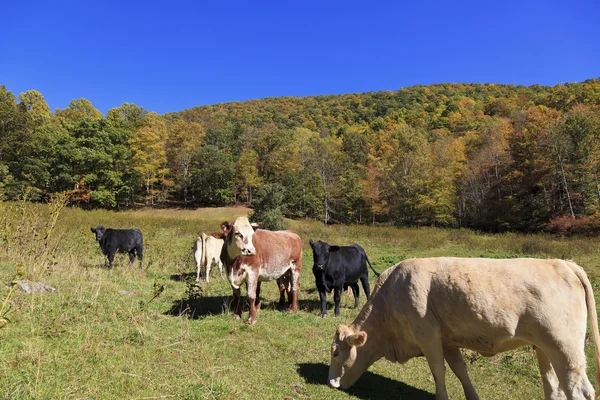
left=90, top=225, right=143, bottom=269
left=309, top=239, right=380, bottom=318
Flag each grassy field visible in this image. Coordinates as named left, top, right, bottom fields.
left=1, top=201, right=600, bottom=399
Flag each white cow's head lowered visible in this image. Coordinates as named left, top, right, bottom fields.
left=328, top=324, right=368, bottom=389
left=221, top=217, right=261, bottom=259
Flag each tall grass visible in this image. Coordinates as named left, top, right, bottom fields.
left=0, top=204, right=599, bottom=399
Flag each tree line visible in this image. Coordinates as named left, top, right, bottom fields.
left=1, top=79, right=600, bottom=232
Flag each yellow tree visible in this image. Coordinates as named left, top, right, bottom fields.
left=360, top=163, right=388, bottom=224
left=19, top=90, right=51, bottom=125
left=234, top=149, right=263, bottom=205
left=130, top=113, right=168, bottom=206
left=57, top=98, right=103, bottom=121
left=165, top=120, right=204, bottom=204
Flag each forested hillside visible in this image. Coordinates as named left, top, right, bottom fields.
left=1, top=79, right=600, bottom=232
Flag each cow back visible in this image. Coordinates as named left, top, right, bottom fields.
left=251, top=229, right=302, bottom=267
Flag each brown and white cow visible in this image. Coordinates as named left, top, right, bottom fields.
left=218, top=217, right=302, bottom=323
left=194, top=233, right=224, bottom=282
left=329, top=257, right=600, bottom=400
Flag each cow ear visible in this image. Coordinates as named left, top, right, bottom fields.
left=211, top=232, right=224, bottom=239
left=91, top=227, right=96, bottom=233
left=221, top=221, right=232, bottom=232
left=336, top=325, right=349, bottom=340
left=250, top=222, right=262, bottom=231
left=309, top=239, right=314, bottom=246
left=345, top=331, right=368, bottom=347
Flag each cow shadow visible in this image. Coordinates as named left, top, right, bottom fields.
left=296, top=363, right=434, bottom=400
left=165, top=296, right=232, bottom=319
left=81, top=262, right=112, bottom=270
left=303, top=287, right=318, bottom=295
left=258, top=298, right=325, bottom=314
left=169, top=272, right=197, bottom=282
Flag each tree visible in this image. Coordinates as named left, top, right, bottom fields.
left=129, top=113, right=168, bottom=205
left=302, top=134, right=344, bottom=224
left=234, top=149, right=263, bottom=205
left=107, top=103, right=147, bottom=130
left=361, top=163, right=388, bottom=223
left=19, top=90, right=51, bottom=125
left=57, top=98, right=103, bottom=121
left=249, top=183, right=287, bottom=230
left=190, top=145, right=234, bottom=205
left=165, top=120, right=205, bottom=204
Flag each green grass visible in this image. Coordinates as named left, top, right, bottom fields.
left=1, top=204, right=600, bottom=399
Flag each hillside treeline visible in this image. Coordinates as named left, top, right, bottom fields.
left=1, top=79, right=600, bottom=232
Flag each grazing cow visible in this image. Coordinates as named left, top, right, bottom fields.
left=219, top=217, right=302, bottom=323
left=194, top=233, right=224, bottom=282
left=328, top=257, right=600, bottom=400
left=90, top=225, right=143, bottom=269
left=309, top=239, right=379, bottom=318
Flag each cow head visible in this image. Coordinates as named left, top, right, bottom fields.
left=328, top=324, right=368, bottom=389
left=91, top=225, right=107, bottom=242
left=221, top=217, right=260, bottom=259
left=309, top=239, right=331, bottom=271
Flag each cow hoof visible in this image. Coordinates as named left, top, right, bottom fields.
left=321, top=313, right=327, bottom=318
left=246, top=319, right=257, bottom=325
left=233, top=314, right=241, bottom=320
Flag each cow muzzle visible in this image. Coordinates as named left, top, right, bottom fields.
left=328, top=377, right=341, bottom=388
left=241, top=247, right=256, bottom=256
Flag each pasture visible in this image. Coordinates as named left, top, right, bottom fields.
left=1, top=201, right=600, bottom=399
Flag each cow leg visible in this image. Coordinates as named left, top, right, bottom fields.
left=416, top=327, right=448, bottom=400
left=539, top=345, right=593, bottom=400
left=255, top=281, right=262, bottom=312
left=205, top=259, right=211, bottom=283
left=277, top=278, right=286, bottom=309
left=360, top=274, right=371, bottom=299
left=288, top=267, right=300, bottom=313
left=135, top=245, right=143, bottom=266
left=232, top=286, right=242, bottom=320
left=351, top=283, right=360, bottom=308
left=128, top=250, right=136, bottom=266
left=333, top=287, right=342, bottom=317
left=319, top=290, right=328, bottom=318
left=107, top=252, right=115, bottom=269
left=534, top=347, right=566, bottom=400
left=444, top=348, right=479, bottom=400
left=246, top=275, right=259, bottom=323
left=218, top=260, right=224, bottom=278
left=196, top=259, right=202, bottom=282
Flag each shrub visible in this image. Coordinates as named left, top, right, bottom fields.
left=544, top=215, right=600, bottom=236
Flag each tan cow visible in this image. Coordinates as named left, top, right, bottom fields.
left=218, top=217, right=302, bottom=323
left=194, top=233, right=224, bottom=282
left=328, top=257, right=600, bottom=400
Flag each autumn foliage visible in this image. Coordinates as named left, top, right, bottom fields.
left=1, top=78, right=600, bottom=232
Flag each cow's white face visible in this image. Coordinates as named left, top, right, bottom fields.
left=223, top=217, right=259, bottom=259
left=328, top=325, right=368, bottom=389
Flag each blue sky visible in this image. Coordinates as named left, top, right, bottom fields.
left=1, top=0, right=599, bottom=115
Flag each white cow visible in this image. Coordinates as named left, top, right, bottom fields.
left=194, top=233, right=224, bottom=282
left=328, top=257, right=600, bottom=400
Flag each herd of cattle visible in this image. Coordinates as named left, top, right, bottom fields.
left=91, top=217, right=600, bottom=399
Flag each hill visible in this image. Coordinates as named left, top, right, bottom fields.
left=1, top=79, right=600, bottom=231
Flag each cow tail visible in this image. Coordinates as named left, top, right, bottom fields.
left=566, top=260, right=600, bottom=390
left=365, top=256, right=380, bottom=277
